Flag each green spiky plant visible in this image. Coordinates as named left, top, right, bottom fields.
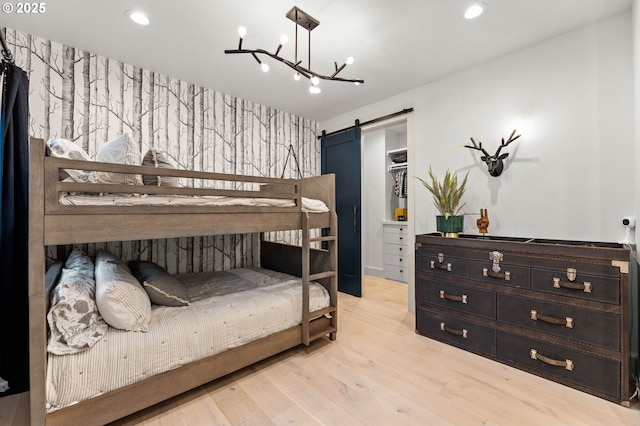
left=416, top=167, right=469, bottom=219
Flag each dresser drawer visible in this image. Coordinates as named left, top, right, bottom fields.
left=385, top=264, right=408, bottom=282
left=497, top=294, right=620, bottom=351
left=383, top=232, right=408, bottom=246
left=497, top=331, right=621, bottom=400
left=384, top=252, right=409, bottom=268
left=383, top=224, right=408, bottom=236
left=418, top=280, right=496, bottom=319
left=417, top=308, right=496, bottom=357
left=531, top=268, right=619, bottom=305
left=384, top=242, right=409, bottom=256
left=467, top=260, right=530, bottom=289
left=416, top=250, right=467, bottom=278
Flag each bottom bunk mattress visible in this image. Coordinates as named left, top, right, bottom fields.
left=46, top=267, right=330, bottom=413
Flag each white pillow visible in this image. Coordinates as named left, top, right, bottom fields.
left=95, top=250, right=151, bottom=331
left=47, top=268, right=108, bottom=355
left=96, top=133, right=143, bottom=185
left=46, top=138, right=98, bottom=183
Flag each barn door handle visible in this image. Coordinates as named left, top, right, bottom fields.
left=353, top=205, right=357, bottom=235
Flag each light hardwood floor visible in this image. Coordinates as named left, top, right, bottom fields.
left=2, top=276, right=639, bottom=425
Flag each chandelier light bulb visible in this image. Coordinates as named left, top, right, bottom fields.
left=346, top=56, right=354, bottom=65
left=310, top=76, right=320, bottom=86
left=293, top=72, right=301, bottom=81
left=354, top=81, right=361, bottom=86
left=238, top=26, right=247, bottom=38
left=280, top=34, right=289, bottom=44
left=309, top=86, right=321, bottom=94
left=261, top=62, right=270, bottom=72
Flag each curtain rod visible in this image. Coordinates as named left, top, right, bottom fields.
left=318, top=107, right=413, bottom=139
left=0, top=29, right=14, bottom=64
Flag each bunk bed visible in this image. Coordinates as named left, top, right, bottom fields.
left=27, top=138, right=338, bottom=426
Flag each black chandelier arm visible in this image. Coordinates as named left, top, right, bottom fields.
left=224, top=47, right=364, bottom=84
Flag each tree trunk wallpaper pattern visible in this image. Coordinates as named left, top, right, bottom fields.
left=3, top=27, right=321, bottom=274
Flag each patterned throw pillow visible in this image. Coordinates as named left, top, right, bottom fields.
left=45, top=138, right=98, bottom=184
left=142, top=149, right=179, bottom=187
left=96, top=133, right=143, bottom=185
left=129, top=261, right=190, bottom=307
left=95, top=250, right=151, bottom=331
left=64, top=247, right=94, bottom=279
left=47, top=268, right=108, bottom=355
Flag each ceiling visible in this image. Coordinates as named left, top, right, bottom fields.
left=1, top=0, right=632, bottom=122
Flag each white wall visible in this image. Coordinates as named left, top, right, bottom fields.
left=324, top=12, right=634, bottom=242
left=322, top=11, right=635, bottom=311
left=362, top=129, right=386, bottom=277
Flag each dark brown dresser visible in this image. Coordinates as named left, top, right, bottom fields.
left=415, top=233, right=635, bottom=406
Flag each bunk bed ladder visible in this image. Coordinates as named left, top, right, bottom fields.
left=301, top=212, right=338, bottom=346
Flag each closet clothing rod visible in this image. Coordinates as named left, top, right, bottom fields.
left=319, top=107, right=413, bottom=139
left=0, top=30, right=14, bottom=64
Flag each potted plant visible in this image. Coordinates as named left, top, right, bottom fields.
left=416, top=166, right=469, bottom=237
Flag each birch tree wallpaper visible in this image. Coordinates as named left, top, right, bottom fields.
left=2, top=27, right=321, bottom=273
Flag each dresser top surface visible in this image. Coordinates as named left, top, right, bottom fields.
left=416, top=233, right=630, bottom=261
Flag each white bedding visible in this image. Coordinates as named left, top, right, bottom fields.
left=45, top=268, right=330, bottom=413
left=59, top=193, right=330, bottom=212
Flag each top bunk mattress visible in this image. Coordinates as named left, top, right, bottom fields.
left=46, top=267, right=330, bottom=413
left=58, top=192, right=330, bottom=212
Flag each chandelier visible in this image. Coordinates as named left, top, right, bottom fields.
left=224, top=6, right=364, bottom=94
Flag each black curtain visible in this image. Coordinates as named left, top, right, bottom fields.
left=0, top=61, right=30, bottom=395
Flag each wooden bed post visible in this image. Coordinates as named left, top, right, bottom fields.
left=301, top=213, right=311, bottom=346
left=28, top=138, right=47, bottom=426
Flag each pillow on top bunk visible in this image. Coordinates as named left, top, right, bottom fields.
left=45, top=138, right=98, bottom=184
left=141, top=149, right=179, bottom=187
left=129, top=261, right=190, bottom=307
left=96, top=133, right=144, bottom=186
left=95, top=250, right=151, bottom=332
left=47, top=250, right=108, bottom=355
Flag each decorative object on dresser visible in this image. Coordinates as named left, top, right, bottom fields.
left=464, top=129, right=521, bottom=177
left=415, top=233, right=636, bottom=406
left=476, top=208, right=489, bottom=234
left=382, top=222, right=409, bottom=283
left=415, top=167, right=469, bottom=238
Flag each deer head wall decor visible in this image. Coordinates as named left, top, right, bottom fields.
left=464, top=129, right=521, bottom=177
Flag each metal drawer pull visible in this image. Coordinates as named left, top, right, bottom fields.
left=482, top=268, right=511, bottom=280
left=482, top=250, right=510, bottom=280
left=530, top=310, right=574, bottom=328
left=440, top=290, right=468, bottom=304
left=440, top=322, right=467, bottom=338
left=552, top=278, right=592, bottom=293
left=431, top=253, right=452, bottom=271
left=530, top=349, right=574, bottom=371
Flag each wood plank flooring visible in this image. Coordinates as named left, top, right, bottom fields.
left=2, top=276, right=639, bottom=425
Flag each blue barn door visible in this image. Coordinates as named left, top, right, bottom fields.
left=321, top=127, right=362, bottom=297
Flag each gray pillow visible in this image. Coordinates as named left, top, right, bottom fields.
left=47, top=268, right=108, bottom=355
left=129, top=261, right=190, bottom=307
left=95, top=250, right=151, bottom=331
left=142, top=149, right=179, bottom=187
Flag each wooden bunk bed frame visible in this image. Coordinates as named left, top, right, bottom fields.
left=27, top=138, right=338, bottom=426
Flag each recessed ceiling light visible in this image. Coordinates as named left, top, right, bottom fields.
left=464, top=4, right=486, bottom=20
left=126, top=10, right=150, bottom=26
